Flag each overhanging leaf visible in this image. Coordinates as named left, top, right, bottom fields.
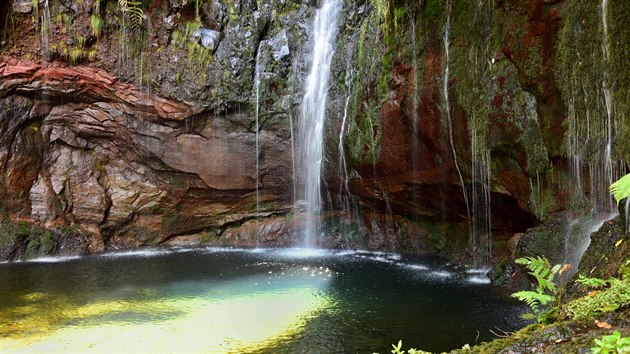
left=609, top=173, right=630, bottom=205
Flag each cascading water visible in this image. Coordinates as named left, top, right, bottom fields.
left=557, top=0, right=621, bottom=276
left=40, top=0, right=50, bottom=58
left=338, top=68, right=353, bottom=200
left=443, top=0, right=472, bottom=240
left=411, top=15, right=420, bottom=174
left=254, top=48, right=263, bottom=217
left=471, top=127, right=492, bottom=266
left=297, top=0, right=343, bottom=248
left=600, top=0, right=615, bottom=214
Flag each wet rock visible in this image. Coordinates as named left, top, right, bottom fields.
left=12, top=0, right=33, bottom=13
left=192, top=28, right=221, bottom=51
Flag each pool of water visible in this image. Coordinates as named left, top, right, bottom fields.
left=0, top=247, right=527, bottom=353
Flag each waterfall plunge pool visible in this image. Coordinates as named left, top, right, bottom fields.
left=0, top=247, right=528, bottom=353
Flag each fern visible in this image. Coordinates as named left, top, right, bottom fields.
left=127, top=1, right=144, bottom=33
left=515, top=256, right=560, bottom=294
left=512, top=256, right=562, bottom=323
left=610, top=173, right=630, bottom=205
left=118, top=0, right=143, bottom=33
left=576, top=274, right=608, bottom=288
left=512, top=291, right=555, bottom=312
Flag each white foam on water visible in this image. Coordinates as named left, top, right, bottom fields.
left=402, top=263, right=429, bottom=271
left=465, top=268, right=489, bottom=275
left=271, top=248, right=333, bottom=258
left=430, top=271, right=452, bottom=278
left=100, top=248, right=172, bottom=259
left=26, top=255, right=82, bottom=263
left=467, top=276, right=491, bottom=284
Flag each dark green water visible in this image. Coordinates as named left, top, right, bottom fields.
left=0, top=248, right=527, bottom=353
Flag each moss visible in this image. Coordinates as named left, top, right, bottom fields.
left=346, top=13, right=384, bottom=165
left=564, top=276, right=630, bottom=321
left=0, top=221, right=55, bottom=260
left=556, top=0, right=629, bottom=166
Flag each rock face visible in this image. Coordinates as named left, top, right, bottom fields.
left=0, top=0, right=628, bottom=261
left=0, top=59, right=293, bottom=251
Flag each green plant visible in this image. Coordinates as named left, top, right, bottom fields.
left=90, top=14, right=103, bottom=37
left=388, top=340, right=428, bottom=354
left=87, top=49, right=97, bottom=61
left=118, top=0, right=144, bottom=33
left=70, top=47, right=84, bottom=63
left=592, top=331, right=630, bottom=354
left=576, top=274, right=608, bottom=289
left=511, top=256, right=561, bottom=323
left=610, top=174, right=630, bottom=205
left=565, top=277, right=630, bottom=321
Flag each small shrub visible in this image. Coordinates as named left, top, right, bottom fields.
left=592, top=331, right=630, bottom=354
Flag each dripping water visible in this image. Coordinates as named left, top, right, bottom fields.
left=298, top=0, right=343, bottom=248
left=600, top=0, right=615, bottom=213
left=471, top=119, right=492, bottom=266
left=254, top=47, right=263, bottom=218
left=41, top=0, right=50, bottom=58
left=443, top=0, right=471, bottom=235
left=411, top=14, right=420, bottom=172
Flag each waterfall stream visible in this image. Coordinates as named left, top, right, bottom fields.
left=600, top=0, right=615, bottom=214
left=41, top=0, right=50, bottom=57
left=298, top=0, right=343, bottom=248
left=254, top=47, right=263, bottom=217
left=443, top=0, right=472, bottom=242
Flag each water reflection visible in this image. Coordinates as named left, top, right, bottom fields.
left=0, top=248, right=527, bottom=353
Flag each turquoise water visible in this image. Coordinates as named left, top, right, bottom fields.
left=0, top=248, right=527, bottom=353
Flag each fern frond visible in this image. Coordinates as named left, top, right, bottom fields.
left=610, top=173, right=630, bottom=205
left=127, top=1, right=144, bottom=33
left=516, top=256, right=559, bottom=294
left=118, top=0, right=128, bottom=12
left=576, top=274, right=608, bottom=288
left=512, top=291, right=555, bottom=312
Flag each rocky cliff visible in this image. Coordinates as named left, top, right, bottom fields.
left=0, top=0, right=628, bottom=262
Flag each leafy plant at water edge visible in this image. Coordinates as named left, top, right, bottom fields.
left=388, top=340, right=428, bottom=354
left=610, top=174, right=630, bottom=205
left=511, top=256, right=561, bottom=323
left=592, top=331, right=630, bottom=354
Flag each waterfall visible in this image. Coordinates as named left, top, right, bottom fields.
left=254, top=47, right=263, bottom=216
left=41, top=0, right=50, bottom=58
left=443, top=0, right=471, bottom=237
left=559, top=215, right=611, bottom=284
left=600, top=0, right=615, bottom=214
left=411, top=15, right=420, bottom=172
left=471, top=123, right=492, bottom=266
left=338, top=93, right=351, bottom=198
left=298, top=0, right=343, bottom=248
